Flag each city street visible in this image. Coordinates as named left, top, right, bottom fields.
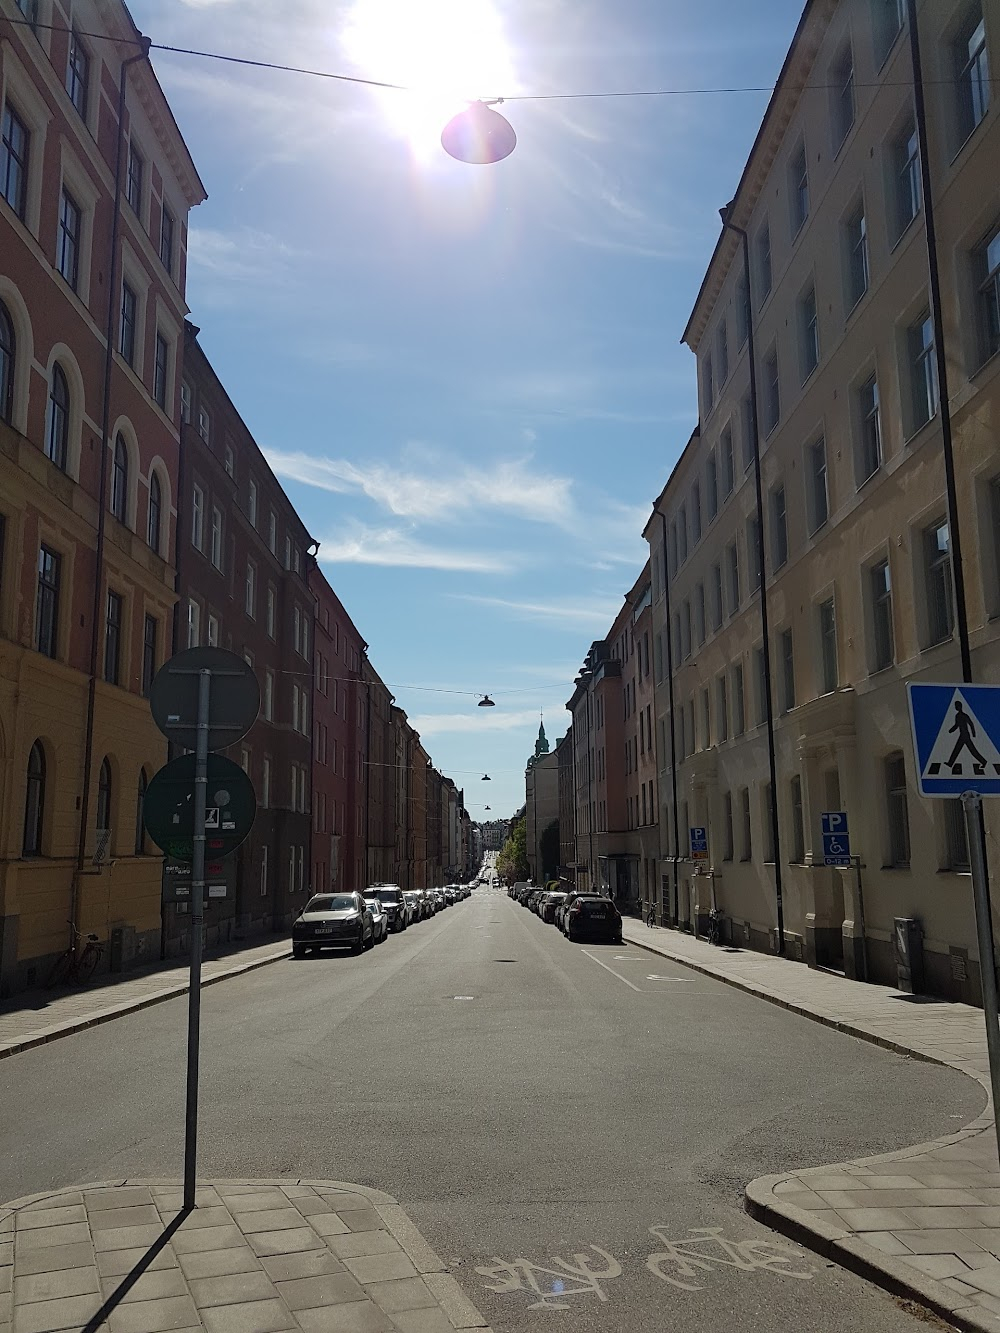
left=1, top=887, right=983, bottom=1332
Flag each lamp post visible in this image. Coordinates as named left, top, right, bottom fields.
left=718, top=204, right=785, bottom=956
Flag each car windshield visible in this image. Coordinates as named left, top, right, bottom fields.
left=305, top=895, right=355, bottom=913
left=373, top=889, right=400, bottom=903
left=404, top=892, right=418, bottom=901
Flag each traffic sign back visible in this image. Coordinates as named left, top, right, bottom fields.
left=908, top=683, right=1000, bottom=797
left=150, top=647, right=260, bottom=752
left=144, top=753, right=256, bottom=862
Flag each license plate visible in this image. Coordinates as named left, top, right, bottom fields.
left=315, top=925, right=335, bottom=934
left=589, top=909, right=607, bottom=917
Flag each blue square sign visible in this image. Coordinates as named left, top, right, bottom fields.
left=908, top=683, right=1000, bottom=798
left=821, top=812, right=851, bottom=867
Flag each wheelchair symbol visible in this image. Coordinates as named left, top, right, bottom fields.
left=828, top=838, right=845, bottom=854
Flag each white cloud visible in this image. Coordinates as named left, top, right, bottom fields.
left=188, top=226, right=304, bottom=283
left=317, top=524, right=510, bottom=572
left=453, top=593, right=621, bottom=628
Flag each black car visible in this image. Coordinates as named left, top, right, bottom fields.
left=368, top=885, right=409, bottom=932
left=292, top=892, right=374, bottom=956
left=563, top=894, right=623, bottom=943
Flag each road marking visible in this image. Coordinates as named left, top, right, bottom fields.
left=579, top=949, right=642, bottom=992
left=646, top=975, right=695, bottom=982
left=453, top=995, right=475, bottom=1000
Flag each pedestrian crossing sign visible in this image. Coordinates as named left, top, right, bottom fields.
left=907, top=683, right=1000, bottom=798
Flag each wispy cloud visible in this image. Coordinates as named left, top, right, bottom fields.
left=317, top=524, right=510, bottom=572
left=453, top=593, right=621, bottom=628
left=188, top=226, right=305, bottom=284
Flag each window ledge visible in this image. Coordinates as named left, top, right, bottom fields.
left=921, top=633, right=955, bottom=654
left=950, top=116, right=989, bottom=170
left=904, top=411, right=939, bottom=449
left=845, top=289, right=868, bottom=323
left=972, top=346, right=1000, bottom=383
left=890, top=212, right=921, bottom=256
left=855, top=464, right=882, bottom=494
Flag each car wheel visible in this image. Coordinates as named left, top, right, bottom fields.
left=293, top=944, right=306, bottom=959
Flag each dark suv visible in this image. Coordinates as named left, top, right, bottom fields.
left=368, top=884, right=408, bottom=932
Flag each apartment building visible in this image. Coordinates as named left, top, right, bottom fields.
left=525, top=719, right=558, bottom=883
left=648, top=0, right=1000, bottom=1000
left=555, top=730, right=576, bottom=884
left=0, top=0, right=204, bottom=993
left=175, top=325, right=314, bottom=943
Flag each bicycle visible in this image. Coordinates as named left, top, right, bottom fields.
left=646, top=902, right=657, bottom=928
left=706, top=907, right=723, bottom=947
left=45, top=921, right=104, bottom=988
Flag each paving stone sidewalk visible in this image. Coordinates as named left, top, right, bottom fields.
left=0, top=1179, right=490, bottom=1333
left=623, top=918, right=1000, bottom=1332
left=0, top=939, right=290, bottom=1061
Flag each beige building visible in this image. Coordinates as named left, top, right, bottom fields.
left=646, top=0, right=1000, bottom=1000
left=525, top=721, right=558, bottom=883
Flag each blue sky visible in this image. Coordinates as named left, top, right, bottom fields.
left=131, top=0, right=804, bottom=823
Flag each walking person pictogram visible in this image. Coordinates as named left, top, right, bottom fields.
left=947, top=700, right=988, bottom=775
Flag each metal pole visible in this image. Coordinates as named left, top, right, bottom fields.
left=964, top=792, right=1000, bottom=1168
left=183, top=668, right=210, bottom=1212
left=719, top=210, right=786, bottom=954
left=852, top=855, right=868, bottom=984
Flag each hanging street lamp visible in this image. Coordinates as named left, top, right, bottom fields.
left=441, top=100, right=516, bottom=163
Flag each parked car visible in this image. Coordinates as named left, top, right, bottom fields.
left=368, top=885, right=409, bottom=932
left=363, top=895, right=389, bottom=943
left=556, top=892, right=585, bottom=930
left=431, top=888, right=447, bottom=910
left=403, top=890, right=425, bottom=922
left=292, top=892, right=374, bottom=957
left=443, top=886, right=457, bottom=904
left=511, top=881, right=527, bottom=900
left=563, top=894, right=623, bottom=943
left=540, top=892, right=567, bottom=924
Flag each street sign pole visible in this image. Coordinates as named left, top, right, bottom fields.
left=964, top=791, right=1000, bottom=1171
left=183, top=668, right=210, bottom=1212
left=851, top=856, right=868, bottom=984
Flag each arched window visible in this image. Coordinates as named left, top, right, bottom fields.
left=23, top=741, right=45, bottom=856
left=0, top=300, right=14, bottom=425
left=46, top=363, right=69, bottom=471
left=96, top=756, right=112, bottom=832
left=147, top=471, right=161, bottom=553
left=135, top=767, right=147, bottom=854
left=111, top=434, right=129, bottom=523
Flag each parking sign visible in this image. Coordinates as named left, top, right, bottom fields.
left=821, top=812, right=851, bottom=867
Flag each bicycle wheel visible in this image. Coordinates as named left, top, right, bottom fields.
left=74, top=945, right=101, bottom=985
left=45, top=950, right=74, bottom=989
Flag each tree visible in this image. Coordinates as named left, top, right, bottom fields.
left=539, top=819, right=560, bottom=881
left=497, top=816, right=529, bottom=884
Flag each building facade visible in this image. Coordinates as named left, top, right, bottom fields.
left=0, top=0, right=204, bottom=993
left=525, top=721, right=559, bottom=884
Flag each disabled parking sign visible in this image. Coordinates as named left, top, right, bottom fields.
left=821, top=812, right=851, bottom=867
left=908, top=683, right=1000, bottom=798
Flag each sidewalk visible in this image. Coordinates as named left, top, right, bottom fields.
left=0, top=1178, right=490, bottom=1333
left=0, top=938, right=290, bottom=1061
left=623, top=918, right=1000, bottom=1333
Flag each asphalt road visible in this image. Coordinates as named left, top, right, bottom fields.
left=1, top=886, right=983, bottom=1332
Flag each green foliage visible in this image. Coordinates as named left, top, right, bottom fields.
left=497, top=816, right=529, bottom=884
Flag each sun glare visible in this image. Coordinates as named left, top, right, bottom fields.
left=341, top=0, right=518, bottom=160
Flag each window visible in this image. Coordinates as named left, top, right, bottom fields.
left=199, top=407, right=212, bottom=445
left=262, top=757, right=271, bottom=809
left=721, top=426, right=735, bottom=496
left=248, top=477, right=258, bottom=527
left=135, top=769, right=147, bottom=854
left=682, top=600, right=692, bottom=659
left=944, top=800, right=970, bottom=870
left=245, top=560, right=257, bottom=618
left=846, top=204, right=869, bottom=308
left=57, top=189, right=81, bottom=290
left=35, top=547, right=60, bottom=658
left=808, top=437, right=829, bottom=532
left=723, top=791, right=734, bottom=860
left=678, top=505, right=688, bottom=563
left=754, top=647, right=768, bottom=725
left=870, top=559, right=894, bottom=670
left=885, top=752, right=910, bottom=866
left=763, top=783, right=775, bottom=861
left=264, top=669, right=274, bottom=721
left=780, top=628, right=795, bottom=712
left=737, top=274, right=750, bottom=347
left=955, top=7, right=990, bottom=143
left=154, top=332, right=169, bottom=410
left=285, top=534, right=292, bottom=570
left=716, top=321, right=729, bottom=384
left=187, top=598, right=200, bottom=648
left=46, top=364, right=69, bottom=471
left=16, top=0, right=39, bottom=29
left=712, top=562, right=724, bottom=631
left=800, top=285, right=819, bottom=379
left=96, top=757, right=112, bottom=835
left=695, top=582, right=706, bottom=645
left=0, top=299, right=14, bottom=423
left=790, top=776, right=805, bottom=862
left=763, top=348, right=779, bottom=434
left=720, top=671, right=730, bottom=746
left=757, top=222, right=772, bottom=298
left=293, top=605, right=302, bottom=654
left=831, top=43, right=855, bottom=148
left=702, top=354, right=714, bottom=416
left=742, top=393, right=757, bottom=470
left=119, top=283, right=137, bottom=366
left=727, top=540, right=740, bottom=612
left=700, top=688, right=711, bottom=749
left=142, top=614, right=157, bottom=695
left=790, top=142, right=809, bottom=233
left=66, top=32, right=89, bottom=118
left=261, top=845, right=269, bottom=898
left=159, top=205, right=174, bottom=275
left=23, top=741, right=44, bottom=856
left=909, top=310, right=938, bottom=430
left=976, top=224, right=1000, bottom=366
left=126, top=140, right=143, bottom=215
left=180, top=381, right=191, bottom=424
left=858, top=375, right=882, bottom=482
left=191, top=483, right=204, bottom=550
left=771, top=485, right=788, bottom=568
left=207, top=613, right=219, bottom=647
left=147, top=472, right=162, bottom=552
left=740, top=788, right=752, bottom=861
left=268, top=511, right=277, bottom=554
left=894, top=120, right=921, bottom=237
left=210, top=505, right=223, bottom=570
left=733, top=662, right=746, bottom=736
left=874, top=0, right=905, bottom=65
left=1, top=104, right=29, bottom=220
left=111, top=434, right=129, bottom=522
left=819, top=597, right=838, bottom=692
left=747, top=516, right=762, bottom=592
left=691, top=482, right=702, bottom=544
left=706, top=452, right=718, bottom=519
left=266, top=585, right=276, bottom=638
left=924, top=518, right=954, bottom=644
left=104, top=591, right=123, bottom=684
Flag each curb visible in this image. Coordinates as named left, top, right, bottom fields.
left=0, top=947, right=290, bottom=1061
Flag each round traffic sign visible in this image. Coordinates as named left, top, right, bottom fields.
left=143, top=753, right=256, bottom=863
left=149, top=648, right=260, bottom=752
